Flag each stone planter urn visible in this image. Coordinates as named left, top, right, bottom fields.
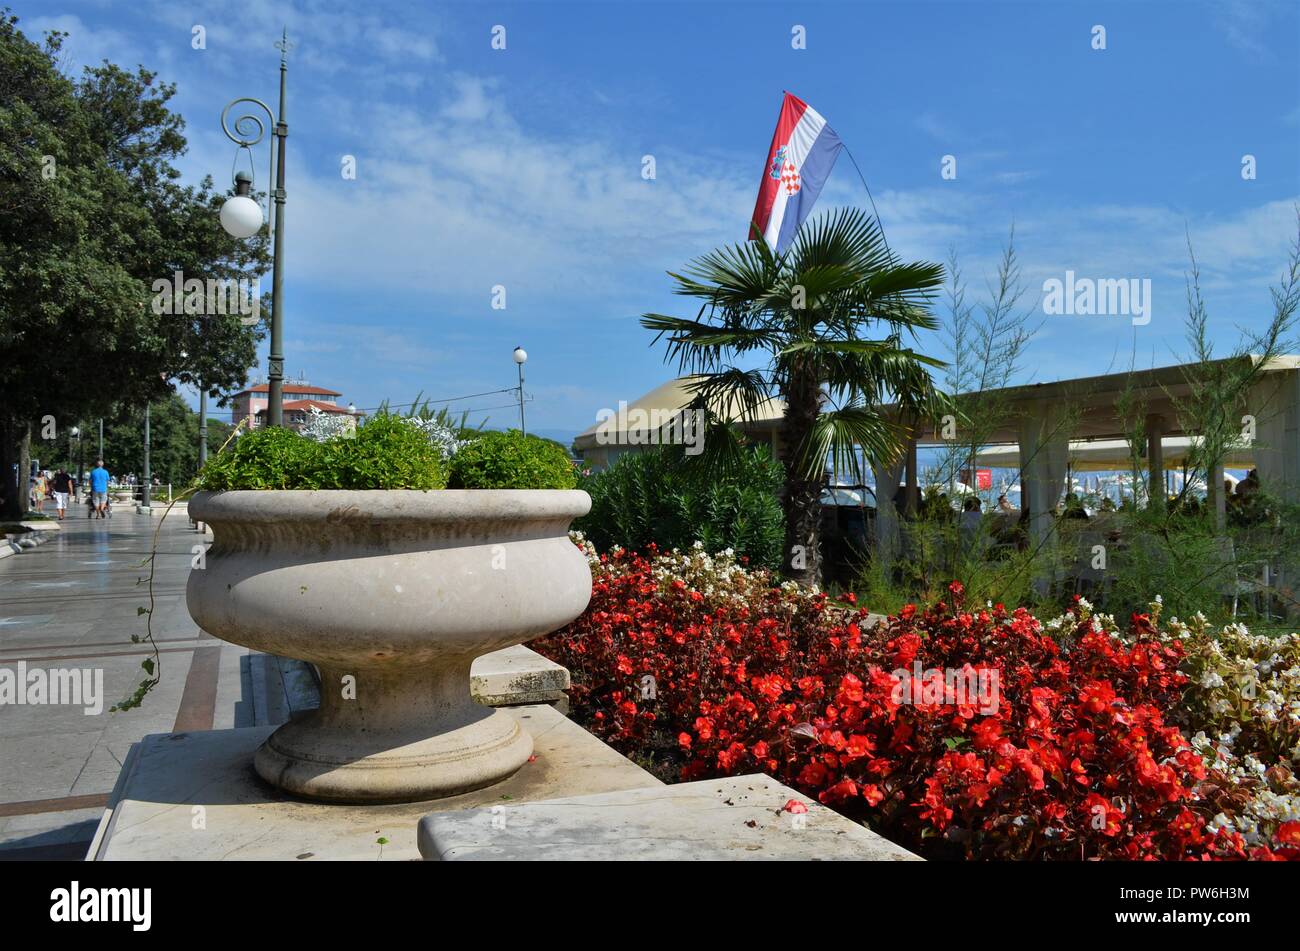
left=186, top=489, right=592, bottom=803
left=112, top=489, right=134, bottom=505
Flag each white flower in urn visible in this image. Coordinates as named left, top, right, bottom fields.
left=406, top=417, right=466, bottom=460
left=300, top=407, right=356, bottom=442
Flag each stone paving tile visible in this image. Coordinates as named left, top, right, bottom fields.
left=0, top=730, right=102, bottom=802
left=0, top=809, right=103, bottom=847
left=0, top=511, right=232, bottom=855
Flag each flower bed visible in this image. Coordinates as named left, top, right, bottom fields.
left=532, top=537, right=1299, bottom=860
left=1154, top=614, right=1300, bottom=852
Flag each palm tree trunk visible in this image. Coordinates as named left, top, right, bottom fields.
left=780, top=365, right=823, bottom=587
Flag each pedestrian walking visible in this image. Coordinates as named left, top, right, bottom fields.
left=31, top=471, right=49, bottom=513
left=89, top=458, right=111, bottom=520
left=50, top=467, right=75, bottom=520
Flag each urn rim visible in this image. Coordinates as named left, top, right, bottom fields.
left=188, top=488, right=591, bottom=524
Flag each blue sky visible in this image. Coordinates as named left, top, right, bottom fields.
left=18, top=0, right=1300, bottom=443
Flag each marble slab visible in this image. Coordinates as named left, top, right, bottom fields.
left=88, top=704, right=660, bottom=861
left=419, top=774, right=923, bottom=861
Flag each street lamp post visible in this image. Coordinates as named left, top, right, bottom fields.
left=513, top=346, right=528, bottom=437
left=141, top=403, right=151, bottom=511
left=198, top=386, right=207, bottom=468
left=69, top=425, right=82, bottom=488
left=220, top=28, right=291, bottom=428
left=180, top=347, right=207, bottom=470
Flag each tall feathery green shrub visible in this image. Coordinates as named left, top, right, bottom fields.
left=577, top=445, right=784, bottom=569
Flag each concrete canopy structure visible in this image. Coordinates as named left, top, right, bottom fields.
left=574, top=375, right=787, bottom=469
left=871, top=355, right=1300, bottom=583
left=911, top=355, right=1300, bottom=445
left=969, top=436, right=1257, bottom=472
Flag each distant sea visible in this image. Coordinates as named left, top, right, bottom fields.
left=522, top=428, right=579, bottom=449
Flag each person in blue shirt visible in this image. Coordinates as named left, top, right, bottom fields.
left=89, top=459, right=111, bottom=519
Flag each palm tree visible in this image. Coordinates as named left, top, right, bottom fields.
left=641, top=207, right=948, bottom=586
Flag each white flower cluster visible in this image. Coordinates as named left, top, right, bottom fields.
left=1192, top=729, right=1300, bottom=846
left=649, top=541, right=781, bottom=607
left=299, top=410, right=355, bottom=442
left=568, top=531, right=601, bottom=569
left=405, top=417, right=466, bottom=460
left=299, top=411, right=465, bottom=460
left=572, top=534, right=805, bottom=613
left=1172, top=624, right=1300, bottom=760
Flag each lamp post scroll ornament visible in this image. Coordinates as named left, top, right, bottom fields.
left=218, top=28, right=292, bottom=427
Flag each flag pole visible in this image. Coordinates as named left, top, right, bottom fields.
left=840, top=145, right=894, bottom=262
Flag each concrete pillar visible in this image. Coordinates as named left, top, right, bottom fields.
left=871, top=451, right=907, bottom=574
left=1250, top=369, right=1300, bottom=503
left=904, top=427, right=918, bottom=518
left=1146, top=414, right=1165, bottom=511
left=1249, top=368, right=1300, bottom=616
left=1018, top=405, right=1070, bottom=595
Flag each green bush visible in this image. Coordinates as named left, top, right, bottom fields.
left=575, top=445, right=784, bottom=569
left=197, top=426, right=330, bottom=490
left=447, top=430, right=577, bottom=490
left=324, top=414, right=448, bottom=489
left=198, top=416, right=446, bottom=490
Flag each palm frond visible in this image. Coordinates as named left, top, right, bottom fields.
left=682, top=368, right=773, bottom=426
left=791, top=207, right=892, bottom=276
left=674, top=415, right=760, bottom=484
left=793, top=405, right=902, bottom=483
left=860, top=262, right=947, bottom=302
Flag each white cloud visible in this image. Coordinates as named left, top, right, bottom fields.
left=440, top=75, right=500, bottom=121
left=280, top=97, right=755, bottom=315
left=914, top=112, right=953, bottom=141
left=1216, top=0, right=1275, bottom=58
left=23, top=14, right=136, bottom=72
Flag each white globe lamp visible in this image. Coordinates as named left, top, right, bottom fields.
left=220, top=196, right=263, bottom=239
left=220, top=172, right=263, bottom=239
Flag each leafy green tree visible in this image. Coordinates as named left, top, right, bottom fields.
left=205, top=415, right=233, bottom=455
left=0, top=12, right=269, bottom=517
left=641, top=208, right=948, bottom=585
left=33, top=395, right=228, bottom=487
left=101, top=396, right=201, bottom=486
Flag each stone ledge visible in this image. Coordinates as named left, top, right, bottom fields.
left=0, top=527, right=57, bottom=558
left=277, top=645, right=569, bottom=713
left=136, top=502, right=186, bottom=518
left=89, top=704, right=661, bottom=861
left=471, top=644, right=569, bottom=705
left=419, top=773, right=922, bottom=861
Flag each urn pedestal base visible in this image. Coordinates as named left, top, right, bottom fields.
left=254, top=663, right=534, bottom=804
left=254, top=707, right=533, bottom=803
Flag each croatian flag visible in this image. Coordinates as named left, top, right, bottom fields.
left=749, top=92, right=844, bottom=254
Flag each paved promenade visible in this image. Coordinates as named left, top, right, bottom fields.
left=0, top=508, right=254, bottom=859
